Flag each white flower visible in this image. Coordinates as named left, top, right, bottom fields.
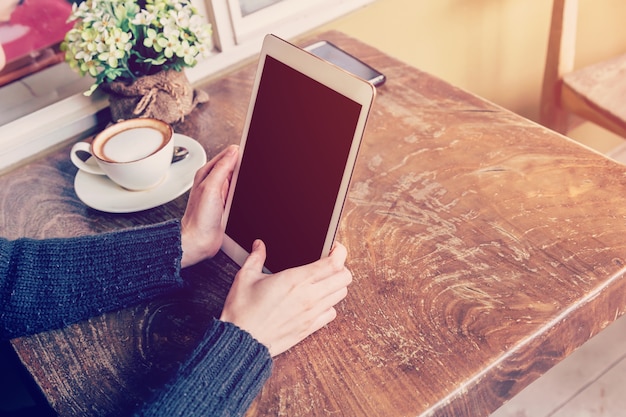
left=188, top=14, right=205, bottom=32
left=63, top=0, right=213, bottom=95
left=157, top=34, right=180, bottom=59
left=131, top=10, right=156, bottom=26
left=170, top=9, right=190, bottom=28
left=175, top=40, right=198, bottom=65
left=162, top=22, right=180, bottom=40
left=195, top=41, right=211, bottom=58
left=143, top=28, right=159, bottom=48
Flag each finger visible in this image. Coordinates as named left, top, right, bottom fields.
left=298, top=268, right=350, bottom=317
left=319, top=285, right=350, bottom=311
left=192, top=146, right=231, bottom=181
left=220, top=176, right=231, bottom=203
left=193, top=145, right=239, bottom=185
left=329, top=242, right=348, bottom=263
left=329, top=241, right=346, bottom=255
left=270, top=306, right=339, bottom=357
left=307, top=307, right=339, bottom=337
left=211, top=145, right=239, bottom=179
left=188, top=147, right=238, bottom=209
left=317, top=265, right=352, bottom=289
left=309, top=274, right=350, bottom=311
left=304, top=244, right=349, bottom=285
left=240, top=239, right=267, bottom=276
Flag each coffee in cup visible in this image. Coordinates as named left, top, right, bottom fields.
left=71, top=118, right=174, bottom=191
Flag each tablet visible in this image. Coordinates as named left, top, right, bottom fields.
left=221, top=34, right=376, bottom=273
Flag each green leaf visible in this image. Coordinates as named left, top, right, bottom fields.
left=144, top=57, right=167, bottom=65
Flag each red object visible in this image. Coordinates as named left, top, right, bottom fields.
left=0, top=0, right=73, bottom=64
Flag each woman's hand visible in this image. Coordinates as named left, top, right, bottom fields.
left=180, top=145, right=239, bottom=268
left=220, top=240, right=353, bottom=357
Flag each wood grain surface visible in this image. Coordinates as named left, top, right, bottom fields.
left=3, top=31, right=626, bottom=417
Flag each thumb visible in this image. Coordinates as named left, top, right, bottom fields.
left=241, top=239, right=267, bottom=275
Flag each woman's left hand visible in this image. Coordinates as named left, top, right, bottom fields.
left=180, top=145, right=239, bottom=268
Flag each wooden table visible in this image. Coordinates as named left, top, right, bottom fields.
left=3, top=31, right=626, bottom=417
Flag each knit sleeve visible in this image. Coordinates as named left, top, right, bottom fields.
left=137, top=319, right=273, bottom=417
left=0, top=220, right=184, bottom=340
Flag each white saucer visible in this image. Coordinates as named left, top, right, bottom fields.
left=74, top=134, right=207, bottom=213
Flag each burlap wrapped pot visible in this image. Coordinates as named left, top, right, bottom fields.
left=101, top=69, right=209, bottom=124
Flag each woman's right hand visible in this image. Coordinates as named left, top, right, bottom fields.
left=220, top=240, right=353, bottom=357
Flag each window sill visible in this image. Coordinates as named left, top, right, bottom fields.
left=0, top=0, right=373, bottom=173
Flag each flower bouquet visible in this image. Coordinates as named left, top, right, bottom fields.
left=62, top=0, right=212, bottom=123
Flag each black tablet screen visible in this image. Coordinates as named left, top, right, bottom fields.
left=225, top=55, right=362, bottom=272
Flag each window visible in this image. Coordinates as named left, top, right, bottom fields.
left=0, top=0, right=372, bottom=172
left=238, top=0, right=284, bottom=16
left=227, top=0, right=343, bottom=43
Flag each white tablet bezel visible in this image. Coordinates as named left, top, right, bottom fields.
left=221, top=34, right=376, bottom=272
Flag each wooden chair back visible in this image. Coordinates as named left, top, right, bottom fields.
left=540, top=0, right=626, bottom=138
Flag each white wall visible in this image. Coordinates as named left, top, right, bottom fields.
left=319, top=0, right=626, bottom=153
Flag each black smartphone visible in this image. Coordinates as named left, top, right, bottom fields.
left=305, top=40, right=386, bottom=87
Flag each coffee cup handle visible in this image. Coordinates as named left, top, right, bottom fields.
left=70, top=142, right=105, bottom=175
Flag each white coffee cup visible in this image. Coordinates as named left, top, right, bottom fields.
left=70, top=118, right=174, bottom=191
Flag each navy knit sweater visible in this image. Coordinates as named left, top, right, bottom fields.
left=0, top=220, right=272, bottom=416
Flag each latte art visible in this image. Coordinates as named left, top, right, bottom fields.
left=98, top=127, right=167, bottom=163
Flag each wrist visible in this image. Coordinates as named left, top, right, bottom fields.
left=180, top=227, right=200, bottom=268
